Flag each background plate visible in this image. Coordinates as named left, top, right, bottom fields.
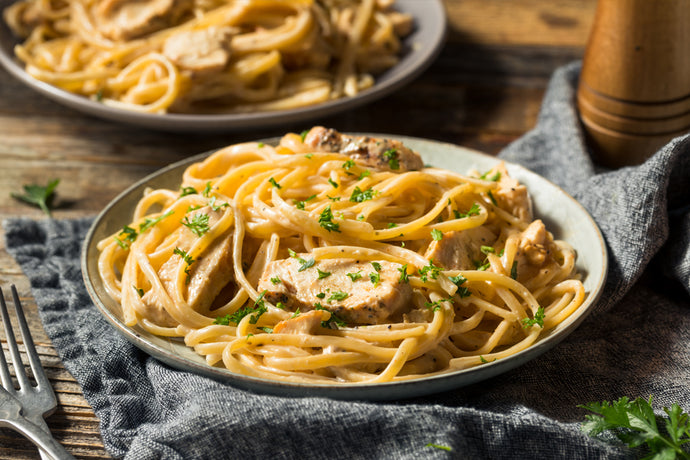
left=0, top=0, right=446, bottom=132
left=82, top=136, right=608, bottom=400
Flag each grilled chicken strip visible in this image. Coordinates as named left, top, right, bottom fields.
left=303, top=126, right=424, bottom=172
left=258, top=256, right=412, bottom=325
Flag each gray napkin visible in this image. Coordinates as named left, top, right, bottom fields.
left=5, top=61, right=690, bottom=460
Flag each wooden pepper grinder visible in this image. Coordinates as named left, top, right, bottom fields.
left=577, top=0, right=690, bottom=167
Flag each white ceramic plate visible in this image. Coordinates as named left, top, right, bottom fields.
left=81, top=136, right=608, bottom=400
left=0, top=0, right=446, bottom=131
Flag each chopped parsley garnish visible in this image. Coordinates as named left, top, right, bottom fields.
left=342, top=159, right=355, bottom=170
left=349, top=186, right=377, bottom=203
left=288, top=248, right=316, bottom=271
left=480, top=356, right=496, bottom=363
left=208, top=196, right=229, bottom=212
left=431, top=229, right=443, bottom=241
left=115, top=225, right=138, bottom=249
left=132, top=285, right=144, bottom=297
left=268, top=177, right=281, bottom=189
left=137, top=210, right=174, bottom=234
left=305, top=153, right=313, bottom=159
left=522, top=307, right=545, bottom=328
left=182, top=213, right=210, bottom=237
left=487, top=190, right=498, bottom=206
left=202, top=182, right=213, bottom=197
left=425, top=297, right=453, bottom=311
left=316, top=292, right=326, bottom=299
left=475, top=260, right=491, bottom=271
left=418, top=260, right=442, bottom=282
left=314, top=304, right=347, bottom=329
left=481, top=245, right=495, bottom=254
left=425, top=443, right=452, bottom=452
left=358, top=170, right=371, bottom=180
left=291, top=308, right=301, bottom=319
left=327, top=291, right=349, bottom=303
left=346, top=271, right=363, bottom=282
left=383, top=148, right=400, bottom=170
left=300, top=130, right=309, bottom=142
left=454, top=203, right=481, bottom=219
left=294, top=194, right=317, bottom=210
left=11, top=178, right=60, bottom=216
left=173, top=247, right=195, bottom=284
left=449, top=275, right=471, bottom=297
left=369, top=271, right=380, bottom=286
left=318, top=205, right=340, bottom=232
left=510, top=260, right=518, bottom=280
left=215, top=291, right=268, bottom=326
left=371, top=262, right=382, bottom=272
left=327, top=195, right=341, bottom=202
left=327, top=178, right=339, bottom=188
left=317, top=269, right=332, bottom=279
left=397, top=264, right=409, bottom=284
left=480, top=170, right=501, bottom=181
left=179, top=186, right=198, bottom=197
left=270, top=276, right=281, bottom=285
left=387, top=222, right=398, bottom=228
left=275, top=302, right=286, bottom=310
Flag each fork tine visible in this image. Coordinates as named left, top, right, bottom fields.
left=0, top=286, right=31, bottom=391
left=10, top=286, right=51, bottom=389
left=0, top=290, right=13, bottom=389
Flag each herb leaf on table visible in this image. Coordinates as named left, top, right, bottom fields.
left=11, top=179, right=60, bottom=216
left=579, top=396, right=690, bottom=459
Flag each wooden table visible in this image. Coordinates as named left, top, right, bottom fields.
left=0, top=0, right=596, bottom=457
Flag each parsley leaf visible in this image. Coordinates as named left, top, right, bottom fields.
left=11, top=178, right=60, bottom=216
left=139, top=210, right=174, bottom=233
left=179, top=186, right=198, bottom=197
left=115, top=225, right=138, bottom=249
left=216, top=291, right=268, bottom=325
left=350, top=186, right=377, bottom=203
left=431, top=229, right=443, bottom=241
left=419, top=260, right=442, bottom=282
left=347, top=271, right=363, bottom=282
left=173, top=247, right=196, bottom=284
left=397, top=264, right=409, bottom=284
left=449, top=275, right=471, bottom=298
left=522, top=307, right=545, bottom=328
left=327, top=291, right=349, bottom=303
left=315, top=303, right=347, bottom=328
left=454, top=203, right=481, bottom=219
left=318, top=205, right=340, bottom=233
left=288, top=249, right=315, bottom=272
left=383, top=148, right=400, bottom=170
left=579, top=396, right=690, bottom=459
left=268, top=177, right=281, bottom=189
left=317, top=268, right=331, bottom=279
left=182, top=213, right=210, bottom=237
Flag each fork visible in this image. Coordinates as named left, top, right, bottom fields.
left=0, top=285, right=74, bottom=460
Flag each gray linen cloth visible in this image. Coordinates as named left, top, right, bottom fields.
left=5, top=62, right=690, bottom=459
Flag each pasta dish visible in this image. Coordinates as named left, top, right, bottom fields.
left=3, top=0, right=412, bottom=114
left=96, top=127, right=586, bottom=384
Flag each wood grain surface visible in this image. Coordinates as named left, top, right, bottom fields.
left=0, top=0, right=596, bottom=457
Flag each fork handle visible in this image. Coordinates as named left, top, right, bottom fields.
left=0, top=418, right=75, bottom=460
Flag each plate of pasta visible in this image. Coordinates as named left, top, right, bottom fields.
left=81, top=127, right=608, bottom=400
left=0, top=0, right=446, bottom=131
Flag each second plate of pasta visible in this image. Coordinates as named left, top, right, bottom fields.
left=81, top=129, right=607, bottom=400
left=0, top=0, right=446, bottom=131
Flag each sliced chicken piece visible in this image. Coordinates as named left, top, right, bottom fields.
left=272, top=309, right=326, bottom=335
left=424, top=226, right=497, bottom=270
left=163, top=26, right=234, bottom=75
left=303, top=126, right=424, bottom=172
left=491, top=163, right=532, bottom=222
left=510, top=219, right=555, bottom=280
left=151, top=206, right=234, bottom=313
left=257, top=256, right=412, bottom=325
left=95, top=0, right=190, bottom=41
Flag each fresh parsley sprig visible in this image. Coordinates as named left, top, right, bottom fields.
left=11, top=179, right=60, bottom=216
left=580, top=396, right=690, bottom=459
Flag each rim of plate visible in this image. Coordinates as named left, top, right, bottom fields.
left=81, top=135, right=608, bottom=400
